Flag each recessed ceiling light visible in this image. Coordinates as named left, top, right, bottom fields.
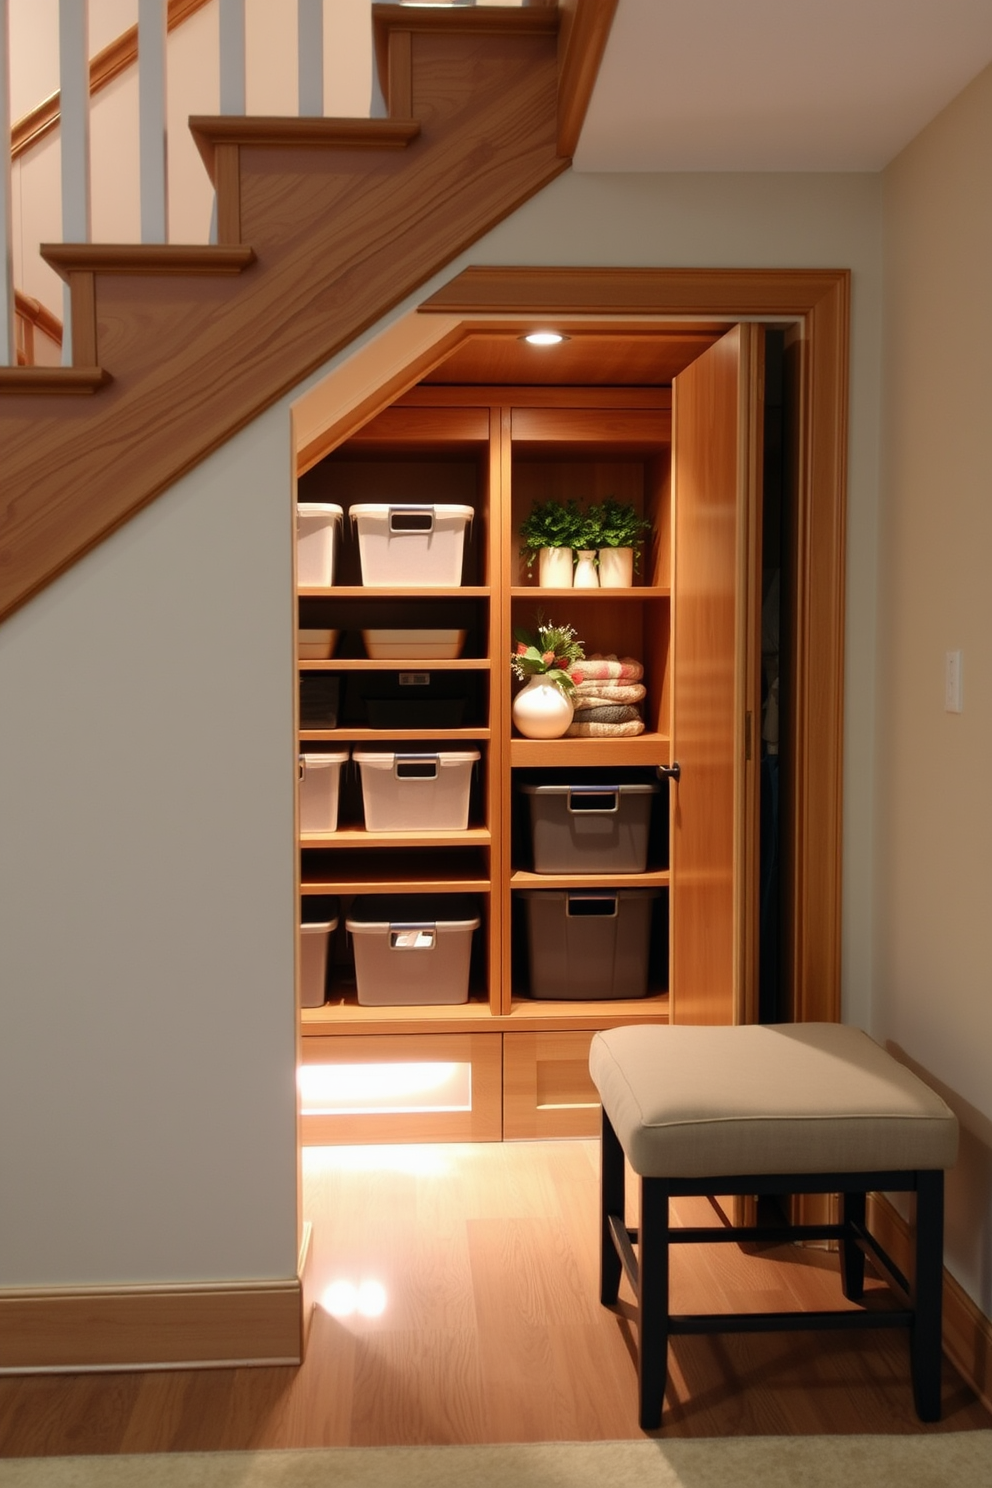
left=521, top=331, right=569, bottom=346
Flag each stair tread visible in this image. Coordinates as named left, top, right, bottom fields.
left=40, top=245, right=256, bottom=279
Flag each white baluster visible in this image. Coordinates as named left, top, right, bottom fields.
left=0, top=0, right=14, bottom=367
left=298, top=0, right=323, bottom=117
left=59, top=0, right=91, bottom=365
left=219, top=0, right=246, bottom=115
left=139, top=0, right=168, bottom=244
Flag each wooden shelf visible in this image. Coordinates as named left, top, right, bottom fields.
left=510, top=585, right=670, bottom=599
left=300, top=993, right=670, bottom=1036
left=510, top=867, right=669, bottom=889
left=301, top=826, right=490, bottom=849
left=300, top=727, right=491, bottom=742
left=299, top=658, right=491, bottom=670
left=510, top=732, right=669, bottom=767
left=299, top=586, right=490, bottom=599
left=301, top=847, right=489, bottom=894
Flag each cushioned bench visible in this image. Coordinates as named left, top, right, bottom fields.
left=588, top=1022, right=959, bottom=1430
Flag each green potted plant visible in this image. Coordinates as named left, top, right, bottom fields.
left=518, top=499, right=583, bottom=588
left=510, top=619, right=585, bottom=738
left=586, top=496, right=652, bottom=587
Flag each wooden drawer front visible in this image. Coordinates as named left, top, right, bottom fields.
left=300, top=1032, right=502, bottom=1145
left=503, top=1031, right=601, bottom=1140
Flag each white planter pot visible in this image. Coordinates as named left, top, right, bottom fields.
left=573, top=550, right=600, bottom=588
left=537, top=546, right=573, bottom=588
left=597, top=547, right=634, bottom=588
left=511, top=677, right=574, bottom=739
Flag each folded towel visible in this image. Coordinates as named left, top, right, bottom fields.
left=567, top=703, right=642, bottom=726
left=571, top=654, right=644, bottom=683
left=565, top=717, right=646, bottom=738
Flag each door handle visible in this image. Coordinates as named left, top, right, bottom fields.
left=657, top=762, right=681, bottom=783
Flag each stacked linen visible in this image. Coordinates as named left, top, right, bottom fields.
left=566, top=655, right=645, bottom=737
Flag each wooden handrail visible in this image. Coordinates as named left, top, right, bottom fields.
left=14, top=289, right=63, bottom=345
left=10, top=0, right=212, bottom=159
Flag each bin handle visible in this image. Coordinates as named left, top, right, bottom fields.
left=298, top=755, right=306, bottom=782
left=388, top=505, right=435, bottom=534
left=389, top=924, right=437, bottom=950
left=566, top=893, right=619, bottom=918
left=566, top=786, right=620, bottom=814
left=394, top=753, right=440, bottom=780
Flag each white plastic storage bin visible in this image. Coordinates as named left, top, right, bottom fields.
left=299, top=628, right=340, bottom=660
left=361, top=628, right=467, bottom=660
left=301, top=898, right=339, bottom=1007
left=346, top=894, right=480, bottom=1005
left=299, top=750, right=349, bottom=834
left=297, top=503, right=343, bottom=587
left=350, top=504, right=473, bottom=587
left=353, top=749, right=479, bottom=832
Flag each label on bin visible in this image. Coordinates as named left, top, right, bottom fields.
left=399, top=673, right=430, bottom=686
left=390, top=927, right=436, bottom=950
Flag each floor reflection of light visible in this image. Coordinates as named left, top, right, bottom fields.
left=320, top=1277, right=388, bottom=1319
left=302, top=1144, right=451, bottom=1177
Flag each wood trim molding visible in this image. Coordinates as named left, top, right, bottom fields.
left=0, top=1275, right=304, bottom=1373
left=419, top=265, right=849, bottom=1025
left=556, top=0, right=620, bottom=157
left=40, top=244, right=256, bottom=280
left=188, top=118, right=421, bottom=182
left=11, top=0, right=213, bottom=160
left=868, top=1193, right=992, bottom=1417
left=0, top=366, right=109, bottom=394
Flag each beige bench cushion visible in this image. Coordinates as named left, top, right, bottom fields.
left=589, top=1023, right=959, bottom=1177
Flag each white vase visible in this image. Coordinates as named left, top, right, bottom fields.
left=597, top=547, right=634, bottom=588
left=538, top=546, right=573, bottom=588
left=511, top=677, right=574, bottom=739
left=573, top=550, right=599, bottom=588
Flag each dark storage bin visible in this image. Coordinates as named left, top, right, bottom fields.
left=342, top=669, right=476, bottom=729
left=521, top=780, right=660, bottom=874
left=346, top=893, right=481, bottom=1006
left=520, top=888, right=660, bottom=1000
left=299, top=673, right=340, bottom=728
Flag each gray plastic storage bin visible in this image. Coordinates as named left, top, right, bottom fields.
left=521, top=888, right=659, bottom=1000
left=300, top=897, right=339, bottom=1008
left=521, top=781, right=660, bottom=874
left=346, top=894, right=480, bottom=1005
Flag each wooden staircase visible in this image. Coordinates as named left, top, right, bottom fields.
left=0, top=3, right=615, bottom=624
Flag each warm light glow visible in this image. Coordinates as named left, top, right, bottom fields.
left=303, top=1144, right=451, bottom=1177
left=298, top=1061, right=472, bottom=1115
left=320, top=1278, right=389, bottom=1319
left=522, top=330, right=567, bottom=346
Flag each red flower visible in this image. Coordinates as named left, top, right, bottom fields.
left=542, top=650, right=555, bottom=666
left=516, top=641, right=528, bottom=655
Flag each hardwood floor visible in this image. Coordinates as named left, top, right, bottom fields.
left=1, top=1139, right=990, bottom=1454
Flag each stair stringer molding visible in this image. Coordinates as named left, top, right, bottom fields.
left=0, top=9, right=567, bottom=624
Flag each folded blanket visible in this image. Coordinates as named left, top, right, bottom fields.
left=568, top=703, right=642, bottom=726
left=572, top=682, right=646, bottom=708
left=571, top=654, right=644, bottom=683
left=566, top=717, right=646, bottom=738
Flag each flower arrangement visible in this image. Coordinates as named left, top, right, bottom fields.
left=510, top=619, right=585, bottom=696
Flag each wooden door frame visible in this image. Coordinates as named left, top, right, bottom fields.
left=419, top=267, right=849, bottom=1025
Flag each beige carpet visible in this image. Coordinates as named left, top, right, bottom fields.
left=2, top=1437, right=990, bottom=1488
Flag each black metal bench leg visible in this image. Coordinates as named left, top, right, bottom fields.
left=600, top=1110, right=624, bottom=1306
left=637, top=1176, right=670, bottom=1431
left=840, top=1189, right=866, bottom=1301
left=911, top=1170, right=944, bottom=1422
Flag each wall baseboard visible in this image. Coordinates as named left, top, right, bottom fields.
left=0, top=1270, right=306, bottom=1374
left=868, top=1192, right=992, bottom=1415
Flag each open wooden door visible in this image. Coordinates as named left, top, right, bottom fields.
left=669, top=324, right=764, bottom=1025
